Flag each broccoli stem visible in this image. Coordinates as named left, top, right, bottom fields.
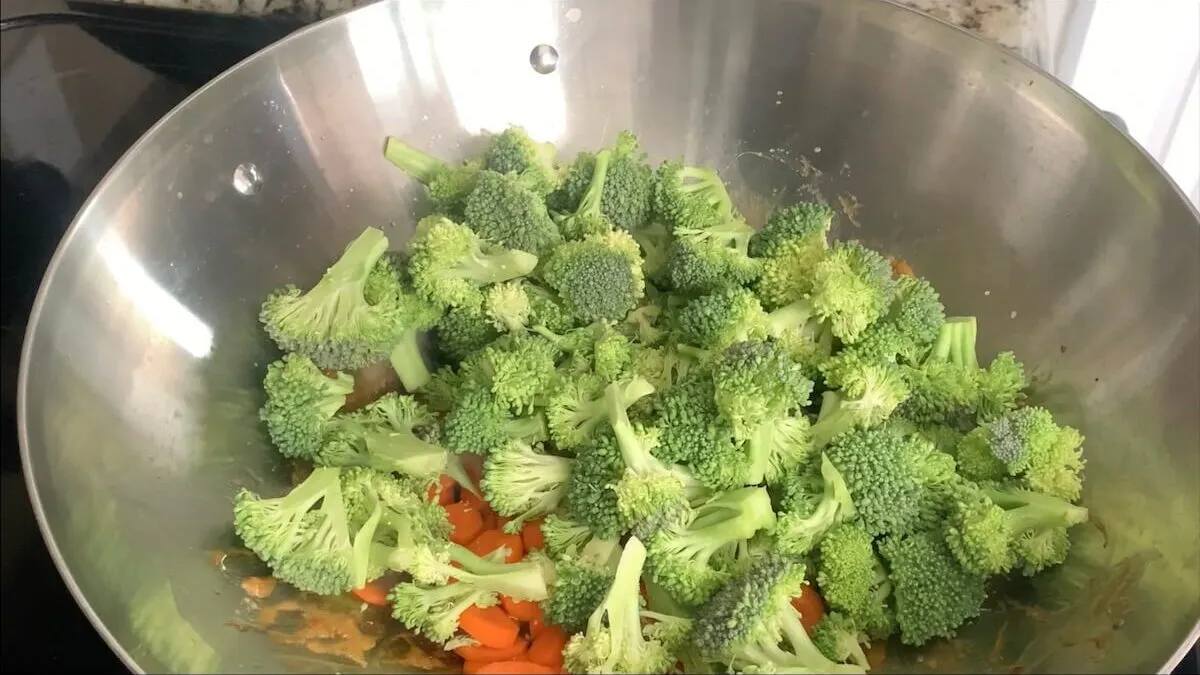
left=461, top=247, right=539, bottom=285
left=389, top=332, right=430, bottom=391
left=590, top=538, right=647, bottom=671
left=576, top=150, right=612, bottom=216
left=604, top=379, right=657, bottom=475
left=273, top=228, right=387, bottom=330
left=767, top=299, right=816, bottom=336
left=810, top=392, right=854, bottom=450
left=676, top=167, right=733, bottom=215
left=984, top=487, right=1089, bottom=530
left=929, top=317, right=978, bottom=367
left=383, top=137, right=446, bottom=184
left=364, top=430, right=446, bottom=479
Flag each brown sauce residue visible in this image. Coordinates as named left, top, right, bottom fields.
left=865, top=640, right=887, bottom=670
left=241, top=576, right=277, bottom=599
left=887, top=255, right=916, bottom=278
left=256, top=599, right=379, bottom=667
left=343, top=360, right=403, bottom=413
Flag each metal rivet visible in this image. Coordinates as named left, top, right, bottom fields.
left=232, top=163, right=264, bottom=196
left=529, top=44, right=559, bottom=74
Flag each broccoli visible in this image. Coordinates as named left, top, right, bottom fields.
left=692, top=552, right=865, bottom=674
left=545, top=537, right=622, bottom=631
left=317, top=393, right=447, bottom=480
left=464, top=169, right=562, bottom=256
left=460, top=333, right=560, bottom=414
left=484, top=280, right=532, bottom=333
left=664, top=229, right=761, bottom=295
left=651, top=370, right=750, bottom=491
left=260, top=227, right=409, bottom=372
left=822, top=275, right=945, bottom=379
left=809, top=362, right=911, bottom=450
left=556, top=148, right=617, bottom=240
left=365, top=252, right=444, bottom=390
left=811, top=613, right=872, bottom=670
left=482, top=125, right=560, bottom=197
left=542, top=512, right=597, bottom=559
left=546, top=375, right=656, bottom=451
left=441, top=386, right=546, bottom=455
left=808, top=240, right=898, bottom=345
left=877, top=531, right=986, bottom=647
left=562, top=537, right=678, bottom=674
left=259, top=353, right=353, bottom=460
left=388, top=544, right=550, bottom=646
left=435, top=301, right=500, bottom=362
left=481, top=440, right=574, bottom=531
left=542, top=230, right=646, bottom=323
left=749, top=202, right=833, bottom=309
left=955, top=406, right=1085, bottom=502
left=644, top=486, right=778, bottom=606
left=551, top=131, right=655, bottom=233
left=773, top=454, right=856, bottom=556
left=565, top=427, right=628, bottom=539
left=346, top=468, right=453, bottom=580
left=945, top=483, right=1089, bottom=577
left=383, top=136, right=479, bottom=217
left=816, top=522, right=895, bottom=640
left=623, top=303, right=667, bottom=346
left=526, top=283, right=577, bottom=333
left=407, top=215, right=540, bottom=309
left=674, top=286, right=770, bottom=351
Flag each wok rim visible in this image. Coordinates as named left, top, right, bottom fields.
left=16, top=0, right=1200, bottom=672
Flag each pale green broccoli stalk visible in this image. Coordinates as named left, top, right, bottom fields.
left=562, top=537, right=678, bottom=674
left=464, top=169, right=562, bottom=256
left=382, top=136, right=479, bottom=217
left=546, top=375, right=656, bottom=451
left=545, top=537, right=622, bottom=631
left=604, top=379, right=691, bottom=530
left=808, top=240, right=898, bottom=345
left=810, top=362, right=911, bottom=450
left=542, top=230, right=646, bottom=323
left=482, top=125, right=560, bottom=197
left=407, top=215, right=539, bottom=309
left=260, top=227, right=403, bottom=371
left=644, top=486, right=778, bottom=607
left=692, top=553, right=865, bottom=674
left=541, top=512, right=596, bottom=559
left=773, top=454, right=857, bottom=556
left=956, top=406, right=1085, bottom=502
left=317, top=393, right=447, bottom=481
left=484, top=280, right=532, bottom=333
left=232, top=467, right=380, bottom=596
left=259, top=353, right=353, bottom=460
left=441, top=387, right=546, bottom=455
left=877, top=531, right=986, bottom=647
left=816, top=522, right=895, bottom=640
left=811, top=612, right=872, bottom=670
left=481, top=440, right=574, bottom=532
left=749, top=202, right=833, bottom=309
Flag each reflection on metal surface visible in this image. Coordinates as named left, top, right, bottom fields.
left=529, top=43, right=559, bottom=74
left=17, top=0, right=1200, bottom=673
left=231, top=163, right=264, bottom=196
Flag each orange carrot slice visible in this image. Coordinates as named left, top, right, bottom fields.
left=444, top=501, right=484, bottom=546
left=501, top=595, right=542, bottom=623
left=527, top=625, right=568, bottom=670
left=460, top=604, right=519, bottom=649
left=791, top=584, right=827, bottom=636
left=521, top=519, right=545, bottom=552
left=470, top=530, right=525, bottom=564
left=475, top=661, right=556, bottom=674
left=455, top=637, right=529, bottom=662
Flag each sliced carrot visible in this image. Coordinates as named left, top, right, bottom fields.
left=521, top=519, right=545, bottom=552
left=527, top=625, right=568, bottom=670
left=350, top=577, right=394, bottom=607
left=471, top=530, right=525, bottom=564
left=455, top=637, right=529, bottom=662
left=791, top=584, right=827, bottom=636
left=427, top=474, right=459, bottom=505
left=501, top=595, right=542, bottom=623
left=463, top=660, right=488, bottom=675
left=444, top=501, right=484, bottom=546
left=528, top=617, right=546, bottom=639
left=460, top=604, right=519, bottom=649
left=475, top=661, right=556, bottom=675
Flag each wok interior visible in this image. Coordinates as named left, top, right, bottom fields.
left=19, top=0, right=1200, bottom=672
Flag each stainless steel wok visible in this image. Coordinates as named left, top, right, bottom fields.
left=17, top=0, right=1200, bottom=672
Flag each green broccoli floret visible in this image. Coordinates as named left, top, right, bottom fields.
left=546, top=375, right=656, bottom=451
left=460, top=333, right=560, bottom=414
left=749, top=202, right=833, bottom=309
left=816, top=522, right=895, bottom=640
left=318, top=393, right=447, bottom=480
left=441, top=386, right=546, bottom=455
left=482, top=126, right=560, bottom=197
left=542, top=512, right=597, bottom=559
left=773, top=454, right=856, bottom=556
left=675, top=286, right=770, bottom=351
left=565, top=426, right=628, bottom=539
left=365, top=252, right=444, bottom=391
left=562, top=537, right=678, bottom=674
left=556, top=148, right=617, bottom=240
left=713, top=340, right=815, bottom=483
left=233, top=467, right=380, bottom=596
left=807, top=240, right=898, bottom=345
left=877, top=531, right=986, bottom=647
left=955, top=406, right=1086, bottom=501
left=483, top=280, right=532, bottom=333
left=811, top=612, right=872, bottom=670
left=260, top=227, right=406, bottom=372
left=526, top=283, right=577, bottom=333
left=644, top=486, right=778, bottom=607
left=692, top=552, right=865, bottom=674
left=945, top=483, right=1088, bottom=577
left=623, top=302, right=667, bottom=345
left=824, top=425, right=955, bottom=538
left=383, top=136, right=479, bottom=217
left=550, top=132, right=655, bottom=233
left=822, top=275, right=945, bottom=382
left=631, top=221, right=673, bottom=287
left=435, top=301, right=500, bottom=363
left=545, top=537, right=622, bottom=631
left=344, top=468, right=453, bottom=580
left=542, top=230, right=646, bottom=323
left=388, top=544, right=550, bottom=646
left=481, top=440, right=573, bottom=531
left=259, top=353, right=354, bottom=460
left=464, top=169, right=562, bottom=256
left=407, top=216, right=540, bottom=309
left=809, top=362, right=911, bottom=450
left=650, top=370, right=750, bottom=491
left=664, top=226, right=761, bottom=295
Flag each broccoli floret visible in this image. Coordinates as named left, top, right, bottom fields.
left=644, top=486, right=778, bottom=606
left=816, top=522, right=895, bottom=640
left=542, top=512, right=597, bottom=559
left=623, top=302, right=667, bottom=345
left=651, top=370, right=750, bottom=491
left=233, top=467, right=380, bottom=596
left=407, top=216, right=540, bottom=309
left=565, top=426, right=629, bottom=539
left=460, top=333, right=560, bottom=414
left=481, top=440, right=573, bottom=531
left=526, top=283, right=577, bottom=333
left=545, top=537, right=622, bottom=631
left=383, top=136, right=479, bottom=217
left=692, top=552, right=865, bottom=674
left=542, top=230, right=646, bottom=323
left=808, top=240, right=898, bottom=345
left=562, top=537, right=678, bottom=674
left=464, top=169, right=561, bottom=256
left=675, top=286, right=770, bottom=351
left=344, top=468, right=453, bottom=580
left=556, top=148, right=617, bottom=240
left=877, top=531, right=986, bottom=647
left=750, top=202, right=833, bottom=309
left=546, top=375, right=656, bottom=451
left=482, top=126, right=560, bottom=197
left=810, top=362, right=911, bottom=450
left=435, top=301, right=500, bottom=363
left=824, top=426, right=955, bottom=538
left=483, top=280, right=532, bottom=333
left=823, top=275, right=945, bottom=380
left=260, top=227, right=407, bottom=372
left=550, top=132, right=655, bottom=233
left=365, top=253, right=444, bottom=391
left=441, top=386, right=546, bottom=455
left=318, top=393, right=447, bottom=480
left=955, top=406, right=1085, bottom=502
left=388, top=544, right=550, bottom=646
left=945, top=483, right=1088, bottom=577
left=811, top=613, right=872, bottom=670
left=773, top=455, right=857, bottom=556
left=259, top=353, right=353, bottom=460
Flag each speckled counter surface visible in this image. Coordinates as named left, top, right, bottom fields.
left=108, top=0, right=1044, bottom=62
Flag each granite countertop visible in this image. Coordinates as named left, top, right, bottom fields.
left=110, top=0, right=1045, bottom=63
